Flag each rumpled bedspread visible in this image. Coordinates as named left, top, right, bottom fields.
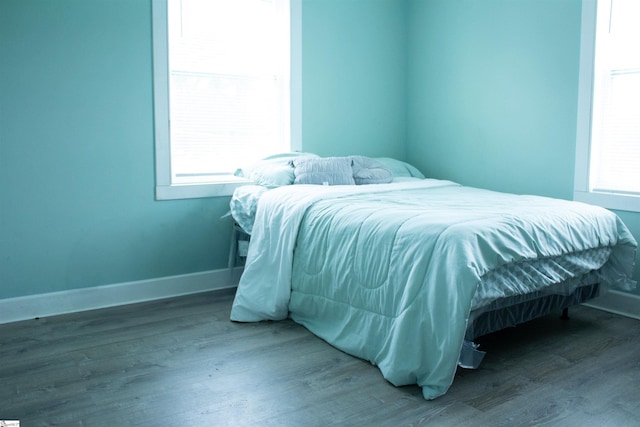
left=230, top=180, right=637, bottom=399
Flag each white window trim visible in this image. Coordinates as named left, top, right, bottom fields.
left=151, top=0, right=302, bottom=200
left=574, top=0, right=640, bottom=212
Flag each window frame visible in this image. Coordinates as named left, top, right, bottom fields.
left=151, top=0, right=302, bottom=200
left=574, top=0, right=640, bottom=212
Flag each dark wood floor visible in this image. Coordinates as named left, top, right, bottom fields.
left=1, top=288, right=639, bottom=427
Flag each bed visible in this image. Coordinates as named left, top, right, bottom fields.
left=229, top=155, right=637, bottom=400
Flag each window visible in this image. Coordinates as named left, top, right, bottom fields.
left=574, top=0, right=640, bottom=211
left=152, top=0, right=301, bottom=200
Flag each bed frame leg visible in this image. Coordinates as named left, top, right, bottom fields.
left=560, top=307, right=570, bottom=320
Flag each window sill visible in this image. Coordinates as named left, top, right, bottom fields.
left=574, top=190, right=640, bottom=213
left=156, top=179, right=253, bottom=200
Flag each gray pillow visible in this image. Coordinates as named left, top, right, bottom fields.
left=292, top=157, right=355, bottom=185
left=349, top=156, right=393, bottom=185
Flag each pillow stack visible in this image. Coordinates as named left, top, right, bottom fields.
left=235, top=153, right=424, bottom=187
left=292, top=156, right=394, bottom=186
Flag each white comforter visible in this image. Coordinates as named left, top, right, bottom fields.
left=230, top=180, right=637, bottom=399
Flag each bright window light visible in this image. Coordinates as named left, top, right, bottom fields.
left=589, top=0, right=640, bottom=195
left=167, top=0, right=291, bottom=184
left=575, top=0, right=640, bottom=211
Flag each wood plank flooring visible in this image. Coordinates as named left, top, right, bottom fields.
left=0, top=288, right=638, bottom=426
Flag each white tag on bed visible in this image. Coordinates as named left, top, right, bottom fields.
left=238, top=240, right=249, bottom=257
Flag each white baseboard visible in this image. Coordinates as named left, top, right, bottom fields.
left=4, top=272, right=635, bottom=325
left=583, top=290, right=640, bottom=320
left=0, top=267, right=243, bottom=325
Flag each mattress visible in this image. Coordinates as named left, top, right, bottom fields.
left=230, top=180, right=637, bottom=399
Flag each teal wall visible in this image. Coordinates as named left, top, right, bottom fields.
left=301, top=0, right=407, bottom=158
left=0, top=0, right=406, bottom=300
left=1, top=0, right=638, bottom=301
left=406, top=0, right=639, bottom=291
left=0, top=0, right=235, bottom=299
left=407, top=0, right=580, bottom=200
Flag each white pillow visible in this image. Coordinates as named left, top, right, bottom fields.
left=235, top=153, right=318, bottom=187
left=374, top=157, right=425, bottom=179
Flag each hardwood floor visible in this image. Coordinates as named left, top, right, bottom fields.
left=1, top=288, right=638, bottom=427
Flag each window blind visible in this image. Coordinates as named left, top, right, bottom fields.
left=167, top=0, right=290, bottom=183
left=590, top=0, right=640, bottom=195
